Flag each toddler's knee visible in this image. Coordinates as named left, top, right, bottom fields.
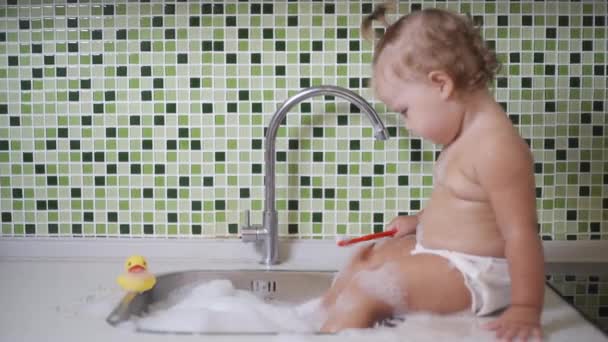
left=352, top=262, right=409, bottom=315
left=352, top=243, right=375, bottom=262
left=328, top=284, right=386, bottom=324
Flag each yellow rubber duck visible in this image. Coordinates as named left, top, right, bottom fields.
left=116, top=255, right=156, bottom=293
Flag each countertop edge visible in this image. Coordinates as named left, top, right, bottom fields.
left=0, top=238, right=607, bottom=264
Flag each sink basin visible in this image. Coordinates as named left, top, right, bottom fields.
left=106, top=270, right=336, bottom=334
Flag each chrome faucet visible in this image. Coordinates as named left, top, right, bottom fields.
left=241, top=85, right=390, bottom=265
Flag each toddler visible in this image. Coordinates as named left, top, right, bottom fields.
left=319, top=5, right=545, bottom=342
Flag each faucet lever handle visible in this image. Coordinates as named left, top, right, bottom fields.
left=241, top=209, right=251, bottom=229
left=241, top=210, right=263, bottom=242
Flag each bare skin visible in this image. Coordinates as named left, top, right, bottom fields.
left=321, top=235, right=472, bottom=331
left=320, top=41, right=544, bottom=341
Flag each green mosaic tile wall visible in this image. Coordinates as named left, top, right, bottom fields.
left=0, top=1, right=606, bottom=240
left=547, top=272, right=608, bottom=333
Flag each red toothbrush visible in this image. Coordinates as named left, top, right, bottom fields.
left=337, top=228, right=398, bottom=247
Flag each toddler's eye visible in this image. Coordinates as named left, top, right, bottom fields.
left=400, top=109, right=408, bottom=117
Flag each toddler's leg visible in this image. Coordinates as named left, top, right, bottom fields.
left=321, top=242, right=377, bottom=310
left=320, top=236, right=471, bottom=333
left=321, top=282, right=391, bottom=331
left=321, top=237, right=415, bottom=315
left=321, top=262, right=403, bottom=331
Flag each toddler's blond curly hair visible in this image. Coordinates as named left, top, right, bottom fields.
left=362, top=4, right=500, bottom=91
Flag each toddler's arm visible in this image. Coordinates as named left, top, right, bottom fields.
left=476, top=133, right=544, bottom=340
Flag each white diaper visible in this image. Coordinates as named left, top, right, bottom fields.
left=411, top=242, right=511, bottom=316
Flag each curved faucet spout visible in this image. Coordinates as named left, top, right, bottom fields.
left=265, top=85, right=389, bottom=213
left=242, top=85, right=390, bottom=265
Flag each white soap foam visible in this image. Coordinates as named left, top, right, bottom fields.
left=351, top=262, right=408, bottom=315
left=330, top=241, right=370, bottom=286
left=332, top=290, right=359, bottom=314
left=132, top=279, right=327, bottom=334
left=77, top=277, right=491, bottom=339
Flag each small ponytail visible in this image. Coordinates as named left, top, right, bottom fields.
left=463, top=13, right=501, bottom=88
left=361, top=1, right=396, bottom=42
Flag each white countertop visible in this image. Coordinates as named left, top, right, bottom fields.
left=0, top=238, right=606, bottom=342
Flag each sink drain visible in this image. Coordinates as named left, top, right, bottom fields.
left=250, top=280, right=277, bottom=300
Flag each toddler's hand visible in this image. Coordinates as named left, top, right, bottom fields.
left=483, top=305, right=542, bottom=341
left=386, top=215, right=418, bottom=238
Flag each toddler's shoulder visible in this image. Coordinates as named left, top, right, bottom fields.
left=471, top=115, right=534, bottom=180
left=476, top=113, right=531, bottom=158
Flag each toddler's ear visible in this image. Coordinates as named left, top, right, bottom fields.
left=427, top=71, right=454, bottom=101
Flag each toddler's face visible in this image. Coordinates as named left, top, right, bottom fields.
left=373, top=56, right=464, bottom=146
